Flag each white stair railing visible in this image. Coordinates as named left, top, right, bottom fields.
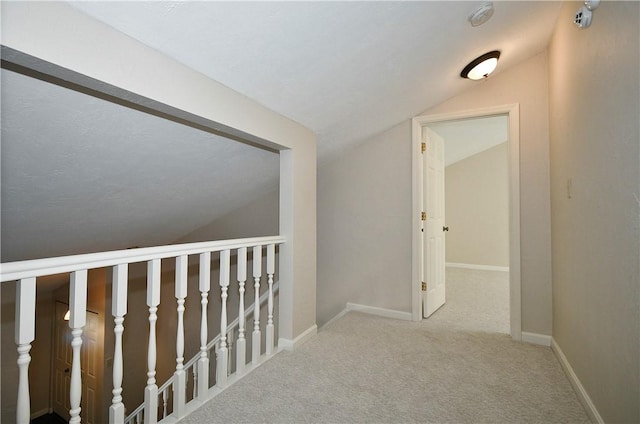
left=1, top=235, right=283, bottom=424
left=124, top=281, right=279, bottom=423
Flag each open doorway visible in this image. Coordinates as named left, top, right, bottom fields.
left=411, top=104, right=522, bottom=341
left=425, top=115, right=510, bottom=334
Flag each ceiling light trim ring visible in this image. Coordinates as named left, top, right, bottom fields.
left=460, top=50, right=501, bottom=80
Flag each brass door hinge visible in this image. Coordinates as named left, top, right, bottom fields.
left=421, top=211, right=427, bottom=221
left=421, top=142, right=426, bottom=153
left=421, top=281, right=427, bottom=291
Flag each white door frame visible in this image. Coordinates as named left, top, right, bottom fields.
left=411, top=104, right=522, bottom=341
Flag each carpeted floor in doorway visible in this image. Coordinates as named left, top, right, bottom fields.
left=431, top=267, right=510, bottom=334
left=180, top=270, right=590, bottom=424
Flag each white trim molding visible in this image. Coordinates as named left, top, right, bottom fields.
left=446, top=262, right=509, bottom=272
left=278, top=324, right=317, bottom=351
left=346, top=303, right=413, bottom=321
left=551, top=338, right=604, bottom=424
left=412, top=104, right=521, bottom=342
left=319, top=308, right=350, bottom=331
left=521, top=332, right=551, bottom=347
left=30, top=408, right=51, bottom=419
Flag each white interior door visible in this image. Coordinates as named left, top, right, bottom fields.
left=53, top=302, right=72, bottom=420
left=53, top=301, right=100, bottom=423
left=422, top=127, right=446, bottom=317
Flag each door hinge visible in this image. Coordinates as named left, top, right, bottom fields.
left=421, top=211, right=427, bottom=221
left=421, top=281, right=427, bottom=291
left=421, top=142, right=426, bottom=153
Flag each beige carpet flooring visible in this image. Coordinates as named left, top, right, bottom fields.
left=430, top=267, right=510, bottom=334
left=181, top=269, right=590, bottom=423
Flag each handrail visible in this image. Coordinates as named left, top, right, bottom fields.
left=0, top=235, right=285, bottom=282
left=125, top=282, right=280, bottom=422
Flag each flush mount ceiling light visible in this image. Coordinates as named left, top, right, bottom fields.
left=460, top=50, right=501, bottom=80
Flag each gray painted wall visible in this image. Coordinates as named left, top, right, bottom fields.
left=548, top=2, right=639, bottom=422
left=177, top=189, right=279, bottom=243
left=317, top=122, right=413, bottom=325
left=317, top=51, right=552, bottom=334
left=445, top=142, right=509, bottom=267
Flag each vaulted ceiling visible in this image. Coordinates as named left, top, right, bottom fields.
left=1, top=1, right=562, bottom=262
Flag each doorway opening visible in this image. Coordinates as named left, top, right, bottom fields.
left=426, top=115, right=510, bottom=333
left=411, top=104, right=522, bottom=341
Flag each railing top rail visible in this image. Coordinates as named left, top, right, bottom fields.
left=0, top=235, right=285, bottom=282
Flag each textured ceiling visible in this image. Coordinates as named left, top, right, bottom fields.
left=1, top=1, right=561, bottom=262
left=68, top=1, right=561, bottom=160
left=0, top=69, right=279, bottom=261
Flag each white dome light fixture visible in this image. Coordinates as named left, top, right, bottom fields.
left=460, top=50, right=501, bottom=80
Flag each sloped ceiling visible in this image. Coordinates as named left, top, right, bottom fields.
left=0, top=69, right=279, bottom=261
left=430, top=115, right=508, bottom=167
left=68, top=1, right=561, bottom=159
left=1, top=1, right=561, bottom=262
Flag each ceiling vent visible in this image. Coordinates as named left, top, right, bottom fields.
left=468, top=2, right=495, bottom=27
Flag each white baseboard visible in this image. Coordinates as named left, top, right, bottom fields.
left=278, top=324, right=317, bottom=351
left=521, top=331, right=551, bottom=347
left=319, top=308, right=350, bottom=331
left=346, top=303, right=412, bottom=321
left=446, top=262, right=509, bottom=272
left=551, top=338, right=604, bottom=424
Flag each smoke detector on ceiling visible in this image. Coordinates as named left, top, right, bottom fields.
left=574, top=0, right=600, bottom=29
left=468, top=2, right=495, bottom=27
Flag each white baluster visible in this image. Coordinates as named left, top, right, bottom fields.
left=144, top=259, right=160, bottom=424
left=266, top=244, right=276, bottom=355
left=236, top=247, right=247, bottom=375
left=161, top=388, right=168, bottom=419
left=216, top=250, right=230, bottom=387
left=15, top=277, right=36, bottom=424
left=136, top=410, right=142, bottom=424
left=109, top=265, right=128, bottom=424
left=69, top=270, right=88, bottom=424
left=227, top=328, right=234, bottom=376
left=192, top=367, right=198, bottom=399
left=173, top=255, right=188, bottom=418
left=252, top=246, right=262, bottom=364
left=197, top=252, right=210, bottom=399
left=185, top=369, right=190, bottom=399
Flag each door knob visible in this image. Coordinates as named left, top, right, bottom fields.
left=443, top=226, right=449, bottom=232
left=64, top=368, right=70, bottom=374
